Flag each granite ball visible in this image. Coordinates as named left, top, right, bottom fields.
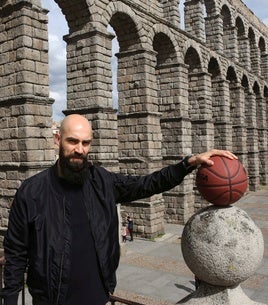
left=181, top=206, right=264, bottom=286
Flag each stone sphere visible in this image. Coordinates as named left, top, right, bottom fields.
left=181, top=206, right=264, bottom=286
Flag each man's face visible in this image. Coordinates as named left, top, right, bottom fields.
left=59, top=134, right=92, bottom=172
left=56, top=118, right=93, bottom=182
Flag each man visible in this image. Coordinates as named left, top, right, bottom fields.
left=1, top=114, right=237, bottom=305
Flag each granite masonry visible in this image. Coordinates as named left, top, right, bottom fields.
left=0, top=0, right=267, bottom=239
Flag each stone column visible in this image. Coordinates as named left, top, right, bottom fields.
left=223, top=26, right=238, bottom=61
left=117, top=49, right=164, bottom=238
left=245, top=92, right=260, bottom=190
left=261, top=53, right=268, bottom=84
left=157, top=62, right=195, bottom=223
left=188, top=71, right=214, bottom=153
left=0, top=1, right=55, bottom=239
left=229, top=83, right=247, bottom=165
left=238, top=35, right=251, bottom=70
left=212, top=79, right=232, bottom=150
left=205, top=14, right=223, bottom=53
left=161, top=0, right=181, bottom=28
left=256, top=95, right=268, bottom=185
left=64, top=29, right=119, bottom=171
left=184, top=0, right=205, bottom=43
left=249, top=36, right=261, bottom=76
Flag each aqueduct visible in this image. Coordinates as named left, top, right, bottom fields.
left=0, top=0, right=267, bottom=238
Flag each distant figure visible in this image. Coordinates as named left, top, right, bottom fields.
left=121, top=223, right=127, bottom=243
left=127, top=216, right=134, bottom=241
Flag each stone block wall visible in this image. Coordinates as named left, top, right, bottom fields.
left=0, top=0, right=267, bottom=238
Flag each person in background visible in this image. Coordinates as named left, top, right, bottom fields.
left=0, top=114, right=237, bottom=305
left=127, top=216, right=134, bottom=241
left=121, top=223, right=128, bottom=243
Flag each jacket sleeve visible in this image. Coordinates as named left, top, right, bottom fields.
left=113, top=161, right=191, bottom=203
left=0, top=185, right=29, bottom=305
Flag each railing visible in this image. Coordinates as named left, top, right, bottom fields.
left=0, top=258, right=145, bottom=305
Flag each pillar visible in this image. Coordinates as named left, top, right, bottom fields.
left=184, top=0, right=205, bottom=43
left=64, top=29, right=119, bottom=171
left=117, top=48, right=164, bottom=238
left=0, top=1, right=55, bottom=236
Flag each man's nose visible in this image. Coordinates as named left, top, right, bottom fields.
left=74, top=143, right=83, bottom=154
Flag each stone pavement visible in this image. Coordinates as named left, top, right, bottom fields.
left=21, top=188, right=268, bottom=305
left=114, top=188, right=268, bottom=305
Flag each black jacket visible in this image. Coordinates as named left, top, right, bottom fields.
left=1, top=161, right=189, bottom=305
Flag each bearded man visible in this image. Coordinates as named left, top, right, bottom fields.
left=1, top=114, right=237, bottom=305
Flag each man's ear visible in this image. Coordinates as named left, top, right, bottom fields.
left=54, top=133, right=60, bottom=146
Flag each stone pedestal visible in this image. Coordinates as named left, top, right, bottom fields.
left=178, top=282, right=264, bottom=305
left=179, top=205, right=265, bottom=305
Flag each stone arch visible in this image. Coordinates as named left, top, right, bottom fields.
left=264, top=85, right=268, bottom=97
left=149, top=24, right=181, bottom=60
left=100, top=1, right=146, bottom=47
left=184, top=46, right=202, bottom=72
left=54, top=0, right=90, bottom=33
left=153, top=33, right=177, bottom=66
left=204, top=0, right=217, bottom=16
left=110, top=12, right=141, bottom=52
left=236, top=16, right=246, bottom=36
left=208, top=57, right=221, bottom=79
left=226, top=66, right=237, bottom=83
left=221, top=4, right=232, bottom=27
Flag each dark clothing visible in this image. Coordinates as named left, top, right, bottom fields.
left=1, top=161, right=189, bottom=305
left=127, top=219, right=133, bottom=241
left=61, top=180, right=108, bottom=305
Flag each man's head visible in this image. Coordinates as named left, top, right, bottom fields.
left=55, top=114, right=93, bottom=183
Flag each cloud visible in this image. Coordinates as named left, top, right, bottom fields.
left=48, top=33, right=67, bottom=121
left=41, top=0, right=68, bottom=121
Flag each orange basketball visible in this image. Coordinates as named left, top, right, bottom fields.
left=196, top=156, right=248, bottom=206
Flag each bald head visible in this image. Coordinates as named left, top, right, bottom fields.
left=60, top=114, right=92, bottom=136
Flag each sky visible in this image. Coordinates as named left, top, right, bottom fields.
left=40, top=0, right=268, bottom=122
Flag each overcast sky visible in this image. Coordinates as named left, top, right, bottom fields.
left=40, top=0, right=268, bottom=122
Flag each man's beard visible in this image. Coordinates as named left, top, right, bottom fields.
left=58, top=147, right=89, bottom=185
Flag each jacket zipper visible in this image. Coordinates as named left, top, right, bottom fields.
left=56, top=197, right=66, bottom=305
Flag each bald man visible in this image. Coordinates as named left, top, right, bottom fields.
left=1, top=114, right=237, bottom=305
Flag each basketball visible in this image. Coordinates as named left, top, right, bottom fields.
left=196, top=156, right=248, bottom=206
